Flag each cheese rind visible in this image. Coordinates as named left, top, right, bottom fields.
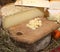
left=3, top=8, right=44, bottom=29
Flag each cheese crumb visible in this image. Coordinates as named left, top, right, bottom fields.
left=26, top=17, right=42, bottom=30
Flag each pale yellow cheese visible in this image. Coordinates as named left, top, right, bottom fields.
left=50, top=1, right=60, bottom=10
left=1, top=3, right=35, bottom=17
left=48, top=10, right=60, bottom=23
left=15, top=0, right=49, bottom=7
left=3, top=8, right=44, bottom=29
left=48, top=9, right=60, bottom=31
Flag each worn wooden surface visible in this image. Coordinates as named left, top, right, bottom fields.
left=8, top=17, right=60, bottom=44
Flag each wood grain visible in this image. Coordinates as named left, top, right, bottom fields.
left=8, top=17, right=60, bottom=44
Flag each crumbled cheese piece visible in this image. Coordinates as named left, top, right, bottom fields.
left=27, top=18, right=42, bottom=30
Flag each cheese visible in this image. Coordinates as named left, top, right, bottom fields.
left=3, top=8, right=44, bottom=29
left=48, top=9, right=60, bottom=31
left=27, top=18, right=42, bottom=30
left=50, top=1, right=60, bottom=10
left=15, top=0, right=49, bottom=8
left=1, top=3, right=35, bottom=17
left=48, top=10, right=60, bottom=23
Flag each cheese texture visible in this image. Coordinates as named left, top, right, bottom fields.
left=48, top=9, right=60, bottom=31
left=27, top=17, right=42, bottom=30
left=3, top=8, right=44, bottom=29
left=1, top=3, right=34, bottom=17
left=50, top=1, right=60, bottom=10
left=15, top=0, right=49, bottom=7
left=48, top=10, right=60, bottom=23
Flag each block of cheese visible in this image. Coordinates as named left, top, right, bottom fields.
left=50, top=1, right=60, bottom=10
left=1, top=3, right=35, bottom=17
left=48, top=10, right=60, bottom=23
left=15, top=0, right=49, bottom=8
left=47, top=9, right=60, bottom=31
left=3, top=8, right=44, bottom=29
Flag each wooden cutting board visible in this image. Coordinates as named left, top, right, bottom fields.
left=8, top=17, right=60, bottom=44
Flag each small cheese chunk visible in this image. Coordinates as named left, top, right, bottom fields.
left=26, top=17, right=42, bottom=30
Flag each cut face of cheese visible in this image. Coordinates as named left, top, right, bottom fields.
left=48, top=10, right=60, bottom=23
left=15, top=0, right=49, bottom=8
left=48, top=9, right=60, bottom=31
left=1, top=3, right=35, bottom=17
left=3, top=8, right=44, bottom=29
left=50, top=1, right=60, bottom=10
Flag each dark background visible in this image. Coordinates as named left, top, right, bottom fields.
left=0, top=0, right=16, bottom=6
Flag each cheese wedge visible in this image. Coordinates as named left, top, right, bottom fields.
left=1, top=3, right=35, bottom=17
left=15, top=0, right=49, bottom=8
left=3, top=8, right=44, bottom=29
left=48, top=10, right=60, bottom=22
left=50, top=1, right=60, bottom=10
